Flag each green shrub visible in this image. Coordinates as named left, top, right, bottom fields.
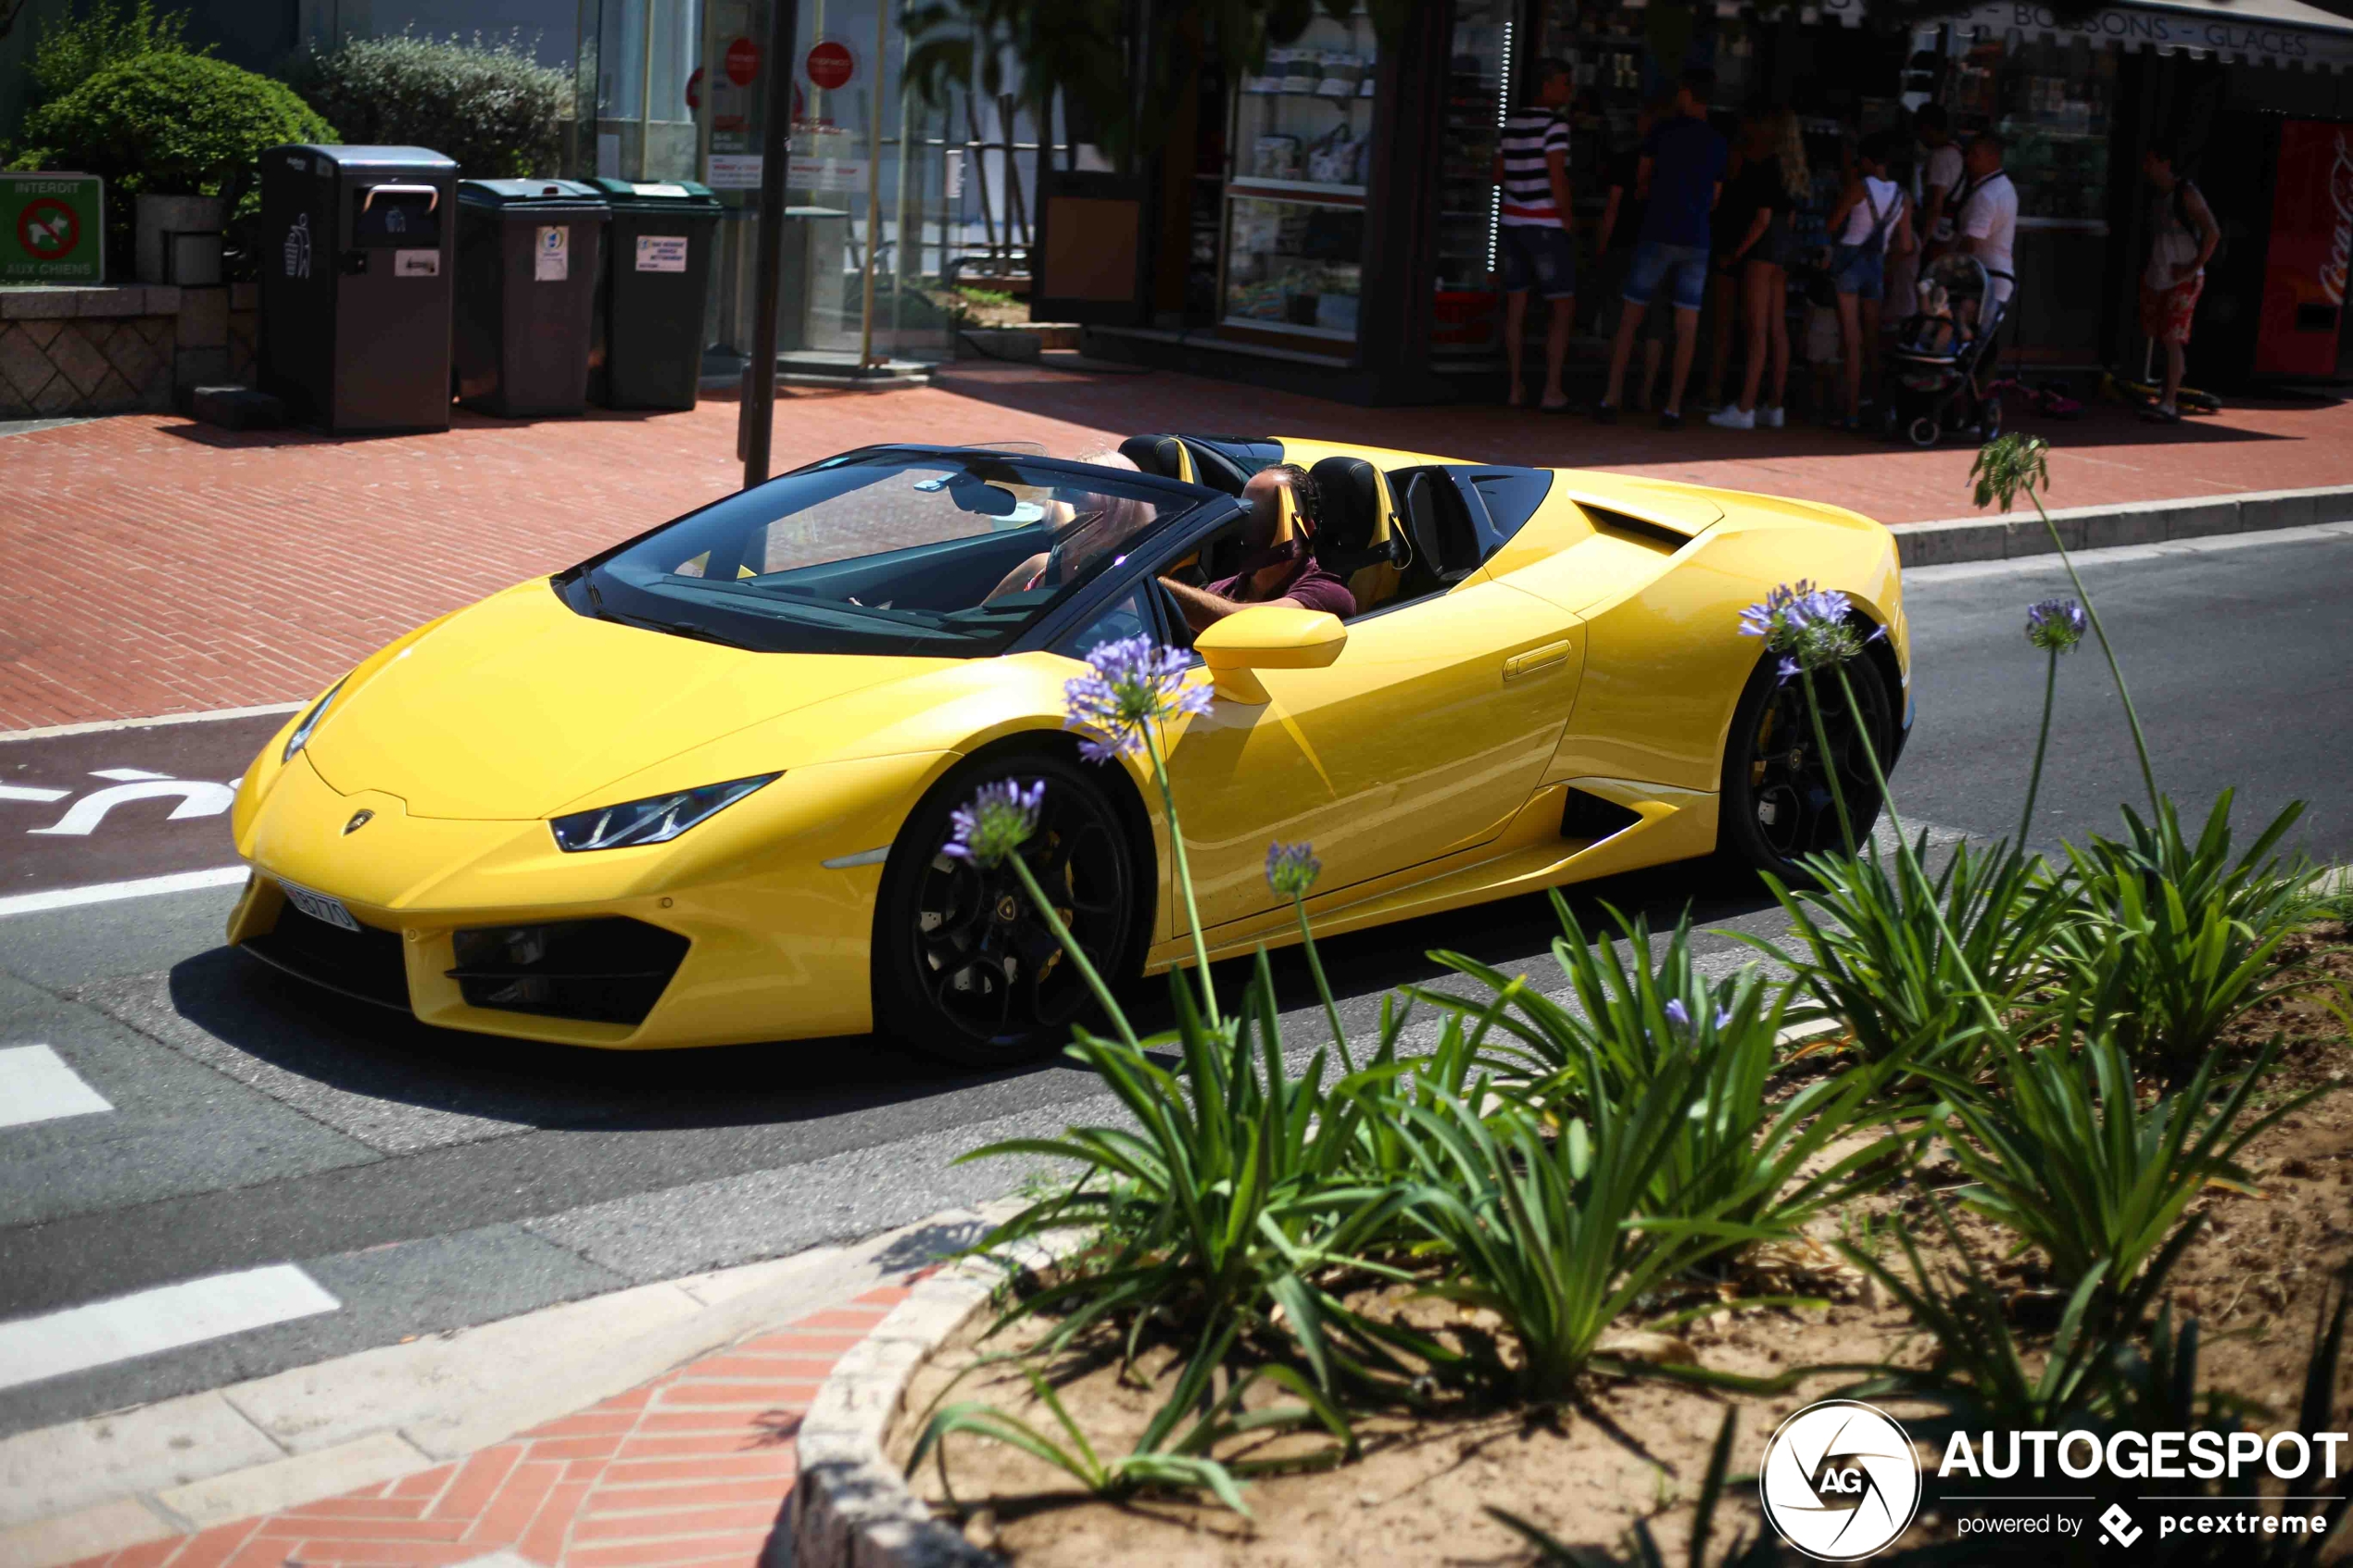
left=287, top=31, right=565, bottom=179
left=27, top=0, right=202, bottom=113
left=19, top=53, right=333, bottom=207
left=2053, top=793, right=2319, bottom=1078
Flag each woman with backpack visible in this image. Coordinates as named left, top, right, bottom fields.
left=1822, top=132, right=1915, bottom=432
left=2139, top=135, right=2220, bottom=424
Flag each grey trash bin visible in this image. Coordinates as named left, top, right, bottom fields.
left=258, top=144, right=457, bottom=433
left=453, top=179, right=610, bottom=417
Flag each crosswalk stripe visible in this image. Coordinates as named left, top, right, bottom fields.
left=0, top=1265, right=341, bottom=1391
left=0, top=1046, right=113, bottom=1129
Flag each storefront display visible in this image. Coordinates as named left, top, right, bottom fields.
left=1429, top=0, right=1513, bottom=358
left=1220, top=6, right=1378, bottom=344
left=1942, top=30, right=2116, bottom=229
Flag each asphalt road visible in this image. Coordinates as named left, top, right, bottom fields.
left=1, top=521, right=2348, bottom=1439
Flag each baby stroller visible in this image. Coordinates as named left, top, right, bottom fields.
left=1882, top=254, right=2009, bottom=448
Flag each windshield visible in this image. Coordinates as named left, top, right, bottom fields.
left=561, top=452, right=1201, bottom=656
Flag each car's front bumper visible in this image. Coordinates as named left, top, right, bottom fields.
left=229, top=748, right=949, bottom=1047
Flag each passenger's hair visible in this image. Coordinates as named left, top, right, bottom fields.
left=1263, top=461, right=1321, bottom=530
left=1762, top=107, right=1809, bottom=200
left=1914, top=103, right=1949, bottom=135
left=1680, top=66, right=1716, bottom=99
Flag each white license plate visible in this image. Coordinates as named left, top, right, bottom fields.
left=281, top=881, right=360, bottom=933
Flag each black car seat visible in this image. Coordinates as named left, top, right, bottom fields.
left=1306, top=456, right=1409, bottom=614
left=1396, top=470, right=1481, bottom=597
left=1118, top=434, right=1195, bottom=484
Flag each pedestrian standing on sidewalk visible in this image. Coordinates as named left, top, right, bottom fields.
left=1710, top=107, right=1807, bottom=430
left=1495, top=57, right=1578, bottom=411
left=2137, top=134, right=2219, bottom=424
left=1914, top=104, right=1964, bottom=263
left=1596, top=68, right=1728, bottom=430
left=1822, top=132, right=1913, bottom=430
left=1597, top=90, right=1680, bottom=411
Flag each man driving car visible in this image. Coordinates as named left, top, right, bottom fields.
left=1159, top=463, right=1355, bottom=632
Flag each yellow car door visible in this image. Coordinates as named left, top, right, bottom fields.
left=1162, top=578, right=1585, bottom=935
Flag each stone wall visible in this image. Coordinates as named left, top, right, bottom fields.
left=0, top=283, right=258, bottom=419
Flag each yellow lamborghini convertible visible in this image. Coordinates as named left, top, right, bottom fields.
left=226, top=433, right=1909, bottom=1063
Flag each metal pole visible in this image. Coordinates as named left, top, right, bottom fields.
left=636, top=0, right=657, bottom=179
left=742, top=0, right=800, bottom=488
left=695, top=0, right=719, bottom=184
left=857, top=0, right=887, bottom=367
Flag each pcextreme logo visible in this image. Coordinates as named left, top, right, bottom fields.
left=1759, top=1399, right=1924, bottom=1561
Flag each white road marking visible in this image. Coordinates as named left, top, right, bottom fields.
left=26, top=780, right=237, bottom=836
left=0, top=1265, right=340, bottom=1391
left=0, top=785, right=69, bottom=804
left=0, top=701, right=306, bottom=745
left=0, top=1046, right=114, bottom=1129
left=90, top=768, right=172, bottom=783
left=0, top=866, right=247, bottom=920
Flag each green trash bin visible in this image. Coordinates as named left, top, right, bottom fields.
left=587, top=178, right=723, bottom=410
left=454, top=178, right=610, bottom=417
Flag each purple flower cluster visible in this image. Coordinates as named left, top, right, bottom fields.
left=1662, top=998, right=1733, bottom=1037
left=1265, top=840, right=1322, bottom=899
left=1063, top=635, right=1214, bottom=763
left=1738, top=580, right=1873, bottom=680
left=2025, top=597, right=2089, bottom=654
left=943, top=778, right=1045, bottom=868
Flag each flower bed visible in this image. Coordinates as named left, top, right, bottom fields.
left=871, top=437, right=2353, bottom=1565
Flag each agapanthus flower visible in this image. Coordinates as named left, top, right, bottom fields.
left=943, top=778, right=1045, bottom=868
left=1063, top=635, right=1214, bottom=763
left=1663, top=999, right=1733, bottom=1039
left=2025, top=597, right=2088, bottom=654
left=1265, top=840, right=1322, bottom=899
left=1739, top=579, right=1873, bottom=678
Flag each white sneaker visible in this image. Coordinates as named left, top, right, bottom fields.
left=1758, top=405, right=1785, bottom=429
left=1708, top=405, right=1755, bottom=430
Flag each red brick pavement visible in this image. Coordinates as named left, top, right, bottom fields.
left=5, top=364, right=2349, bottom=731
left=66, top=1287, right=911, bottom=1568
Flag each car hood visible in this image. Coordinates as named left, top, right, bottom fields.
left=302, top=582, right=940, bottom=819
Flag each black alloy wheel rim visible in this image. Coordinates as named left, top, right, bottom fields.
left=912, top=784, right=1129, bottom=1046
left=1746, top=668, right=1890, bottom=861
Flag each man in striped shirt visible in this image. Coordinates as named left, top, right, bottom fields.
left=1493, top=58, right=1576, bottom=411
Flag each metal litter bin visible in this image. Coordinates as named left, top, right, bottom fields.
left=453, top=179, right=610, bottom=417
left=258, top=144, right=457, bottom=433
left=586, top=178, right=722, bottom=409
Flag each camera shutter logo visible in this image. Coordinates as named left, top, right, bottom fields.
left=1758, top=1399, right=1922, bottom=1561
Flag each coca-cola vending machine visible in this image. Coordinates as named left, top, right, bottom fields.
left=2252, top=119, right=2352, bottom=377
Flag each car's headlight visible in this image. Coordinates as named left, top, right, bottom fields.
left=283, top=678, right=348, bottom=763
left=549, top=773, right=779, bottom=852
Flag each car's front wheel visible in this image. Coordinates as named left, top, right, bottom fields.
left=1718, top=646, right=1894, bottom=882
left=874, top=750, right=1142, bottom=1066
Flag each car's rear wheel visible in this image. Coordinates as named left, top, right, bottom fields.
left=1718, top=647, right=1894, bottom=883
left=874, top=750, right=1141, bottom=1066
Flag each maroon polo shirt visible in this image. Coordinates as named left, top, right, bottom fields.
left=1207, top=555, right=1356, bottom=619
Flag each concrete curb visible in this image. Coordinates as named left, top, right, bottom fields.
left=0, top=1210, right=996, bottom=1568
left=1890, top=483, right=2353, bottom=568
left=788, top=1235, right=1083, bottom=1568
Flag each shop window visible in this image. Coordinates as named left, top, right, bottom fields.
left=1219, top=5, right=1378, bottom=346
left=1941, top=29, right=2116, bottom=231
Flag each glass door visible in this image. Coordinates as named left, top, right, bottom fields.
left=1218, top=6, right=1379, bottom=345
left=1430, top=0, right=1513, bottom=364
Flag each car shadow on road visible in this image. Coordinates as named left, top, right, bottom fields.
left=151, top=858, right=1780, bottom=1139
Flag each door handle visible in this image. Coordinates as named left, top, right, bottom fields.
left=1504, top=640, right=1572, bottom=680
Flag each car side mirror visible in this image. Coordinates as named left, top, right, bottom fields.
left=1193, top=606, right=1346, bottom=705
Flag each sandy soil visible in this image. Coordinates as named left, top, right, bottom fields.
left=888, top=923, right=2353, bottom=1565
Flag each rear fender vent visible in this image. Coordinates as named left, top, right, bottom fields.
left=1580, top=506, right=1689, bottom=553
left=1561, top=788, right=1644, bottom=843
left=448, top=917, right=691, bottom=1025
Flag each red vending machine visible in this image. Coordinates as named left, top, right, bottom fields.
left=2252, top=119, right=2353, bottom=377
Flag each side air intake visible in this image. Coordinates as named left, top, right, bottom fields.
left=1561, top=788, right=1643, bottom=843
